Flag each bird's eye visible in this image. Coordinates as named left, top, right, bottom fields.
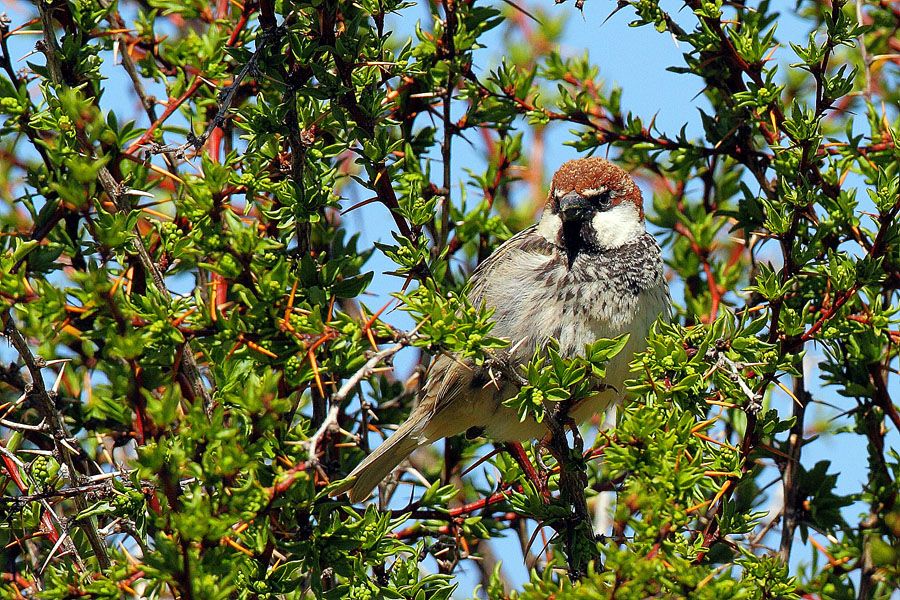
left=585, top=190, right=612, bottom=209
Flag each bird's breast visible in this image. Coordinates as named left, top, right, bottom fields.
left=486, top=249, right=667, bottom=367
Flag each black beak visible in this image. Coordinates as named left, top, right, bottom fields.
left=558, top=192, right=592, bottom=221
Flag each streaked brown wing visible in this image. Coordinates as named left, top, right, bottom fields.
left=421, top=225, right=555, bottom=416
left=467, top=224, right=553, bottom=307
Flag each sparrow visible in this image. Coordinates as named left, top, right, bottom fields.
left=335, top=157, right=671, bottom=502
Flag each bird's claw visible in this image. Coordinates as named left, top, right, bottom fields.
left=483, top=350, right=528, bottom=388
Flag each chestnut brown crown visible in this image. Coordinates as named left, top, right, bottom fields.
left=549, top=157, right=643, bottom=220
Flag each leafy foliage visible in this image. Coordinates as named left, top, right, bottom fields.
left=1, top=0, right=899, bottom=597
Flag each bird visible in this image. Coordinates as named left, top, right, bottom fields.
left=334, top=157, right=671, bottom=502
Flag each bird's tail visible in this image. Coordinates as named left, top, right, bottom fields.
left=331, top=419, right=424, bottom=503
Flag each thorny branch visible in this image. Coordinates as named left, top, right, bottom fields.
left=36, top=1, right=213, bottom=416
left=127, top=16, right=270, bottom=157
left=543, top=403, right=597, bottom=578
left=306, top=340, right=411, bottom=468
left=1, top=314, right=111, bottom=569
left=438, top=0, right=458, bottom=253
left=779, top=375, right=810, bottom=561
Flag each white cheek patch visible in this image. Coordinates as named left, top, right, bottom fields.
left=536, top=210, right=563, bottom=244
left=590, top=203, right=644, bottom=248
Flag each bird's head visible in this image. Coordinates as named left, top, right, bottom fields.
left=537, top=157, right=645, bottom=262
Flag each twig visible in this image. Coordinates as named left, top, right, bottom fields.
left=100, top=0, right=180, bottom=172
left=38, top=531, right=71, bottom=576
left=706, top=344, right=763, bottom=412
left=322, top=9, right=422, bottom=248
left=36, top=2, right=213, bottom=416
left=693, top=343, right=763, bottom=561
left=544, top=402, right=597, bottom=578
left=0, top=417, right=48, bottom=432
left=128, top=21, right=268, bottom=157
left=184, top=29, right=275, bottom=153
left=779, top=375, right=810, bottom=561
left=123, top=76, right=202, bottom=156
left=0, top=480, right=119, bottom=506
left=0, top=441, right=26, bottom=469
left=1, top=314, right=111, bottom=569
left=855, top=0, right=872, bottom=97
left=438, top=0, right=457, bottom=252
left=305, top=341, right=409, bottom=466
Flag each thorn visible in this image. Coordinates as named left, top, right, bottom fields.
left=18, top=48, right=39, bottom=62
left=602, top=0, right=628, bottom=26
left=500, top=0, right=543, bottom=25
left=340, top=196, right=380, bottom=215
left=123, top=188, right=156, bottom=198
left=50, top=362, right=66, bottom=394
left=38, top=531, right=70, bottom=576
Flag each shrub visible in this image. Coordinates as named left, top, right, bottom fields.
left=0, top=0, right=898, bottom=597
